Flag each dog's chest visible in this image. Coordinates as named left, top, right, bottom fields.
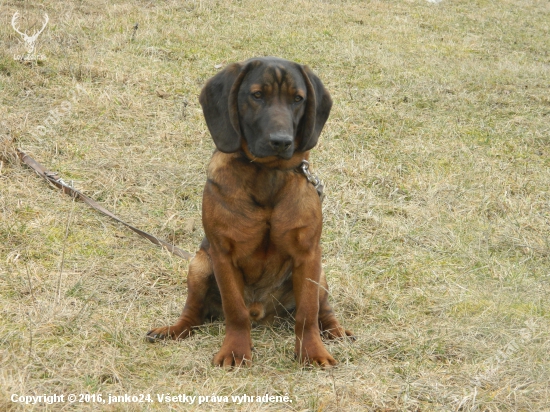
left=204, top=154, right=321, bottom=301
left=237, top=214, right=293, bottom=284
left=238, top=228, right=295, bottom=312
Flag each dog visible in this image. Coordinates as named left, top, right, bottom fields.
left=147, top=57, right=353, bottom=367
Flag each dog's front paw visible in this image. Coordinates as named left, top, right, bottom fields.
left=295, top=337, right=337, bottom=367
left=213, top=336, right=253, bottom=368
left=146, top=324, right=193, bottom=342
left=213, top=348, right=252, bottom=368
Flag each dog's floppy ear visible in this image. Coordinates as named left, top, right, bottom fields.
left=297, top=65, right=333, bottom=152
left=199, top=62, right=253, bottom=153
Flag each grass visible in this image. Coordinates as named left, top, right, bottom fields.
left=1, top=0, right=549, bottom=410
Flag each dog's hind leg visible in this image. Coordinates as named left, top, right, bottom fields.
left=146, top=247, right=214, bottom=341
left=317, top=270, right=354, bottom=340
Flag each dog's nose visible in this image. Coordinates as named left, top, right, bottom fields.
left=269, top=134, right=293, bottom=152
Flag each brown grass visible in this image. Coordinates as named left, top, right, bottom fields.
left=1, top=0, right=549, bottom=410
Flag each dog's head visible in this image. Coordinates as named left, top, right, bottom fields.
left=199, top=57, right=332, bottom=163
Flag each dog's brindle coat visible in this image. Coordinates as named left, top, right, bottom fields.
left=147, top=57, right=353, bottom=367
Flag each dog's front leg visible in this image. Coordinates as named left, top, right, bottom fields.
left=292, top=246, right=337, bottom=366
left=210, top=251, right=252, bottom=368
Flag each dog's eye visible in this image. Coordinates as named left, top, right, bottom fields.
left=294, top=95, right=304, bottom=102
left=252, top=91, right=262, bottom=99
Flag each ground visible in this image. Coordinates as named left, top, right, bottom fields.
left=1, top=0, right=549, bottom=410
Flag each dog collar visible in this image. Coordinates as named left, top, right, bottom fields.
left=299, top=160, right=325, bottom=202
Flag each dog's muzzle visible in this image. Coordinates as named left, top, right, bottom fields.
left=269, top=133, right=294, bottom=158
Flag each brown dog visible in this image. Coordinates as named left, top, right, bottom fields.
left=147, top=57, right=353, bottom=367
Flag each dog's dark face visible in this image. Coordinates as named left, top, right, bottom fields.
left=237, top=61, right=307, bottom=159
left=199, top=57, right=332, bottom=163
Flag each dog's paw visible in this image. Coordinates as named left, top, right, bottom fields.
left=213, top=337, right=253, bottom=368
left=213, top=348, right=252, bottom=368
left=295, top=347, right=337, bottom=367
left=146, top=325, right=193, bottom=343
left=321, top=326, right=355, bottom=341
left=295, top=338, right=338, bottom=367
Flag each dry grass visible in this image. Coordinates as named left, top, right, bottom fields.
left=1, top=0, right=549, bottom=410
